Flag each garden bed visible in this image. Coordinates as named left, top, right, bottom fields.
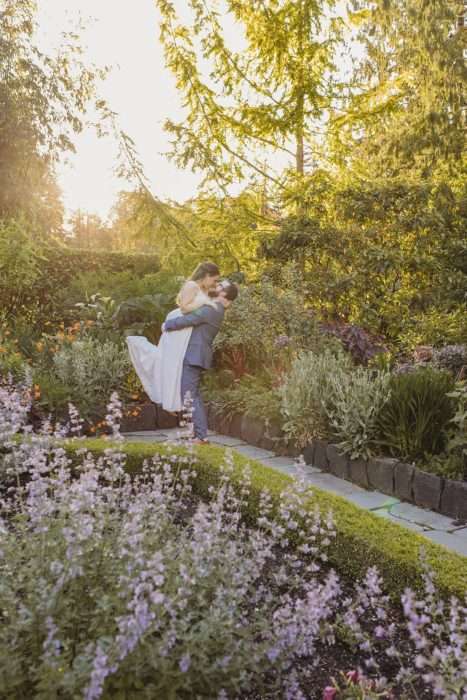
left=2, top=419, right=466, bottom=698
left=64, top=438, right=467, bottom=600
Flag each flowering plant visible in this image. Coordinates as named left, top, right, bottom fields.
left=0, top=384, right=466, bottom=699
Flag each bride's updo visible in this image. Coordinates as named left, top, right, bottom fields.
left=190, top=261, right=220, bottom=284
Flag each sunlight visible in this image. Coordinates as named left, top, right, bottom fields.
left=36, top=0, right=202, bottom=220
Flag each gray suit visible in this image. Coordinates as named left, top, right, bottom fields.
left=164, top=303, right=225, bottom=439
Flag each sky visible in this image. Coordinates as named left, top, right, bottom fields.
left=35, top=0, right=353, bottom=222
left=36, top=0, right=205, bottom=221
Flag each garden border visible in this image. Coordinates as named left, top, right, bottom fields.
left=64, top=438, right=467, bottom=600
left=205, top=406, right=467, bottom=523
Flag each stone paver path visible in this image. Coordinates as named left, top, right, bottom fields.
left=122, top=428, right=467, bottom=558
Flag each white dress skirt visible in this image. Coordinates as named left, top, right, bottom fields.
left=126, top=309, right=192, bottom=412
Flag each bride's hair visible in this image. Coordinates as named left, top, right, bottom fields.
left=190, top=261, right=220, bottom=282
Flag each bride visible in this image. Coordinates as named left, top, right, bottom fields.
left=126, top=262, right=220, bottom=412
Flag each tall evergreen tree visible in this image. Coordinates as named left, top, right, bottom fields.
left=333, top=0, right=466, bottom=177
left=155, top=0, right=341, bottom=191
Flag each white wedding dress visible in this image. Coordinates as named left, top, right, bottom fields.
left=126, top=289, right=215, bottom=412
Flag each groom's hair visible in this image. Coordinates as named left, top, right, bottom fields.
left=222, top=281, right=239, bottom=301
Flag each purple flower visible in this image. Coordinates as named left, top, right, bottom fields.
left=179, top=653, right=191, bottom=673
left=275, top=334, right=290, bottom=348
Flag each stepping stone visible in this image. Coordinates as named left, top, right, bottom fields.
left=302, top=472, right=367, bottom=499
left=259, top=456, right=299, bottom=476
left=372, top=509, right=427, bottom=533
left=234, top=445, right=275, bottom=461
left=123, top=432, right=168, bottom=443
left=260, top=456, right=298, bottom=468
left=209, top=435, right=247, bottom=447
left=345, top=491, right=399, bottom=511
left=389, top=502, right=457, bottom=532
left=421, top=530, right=467, bottom=557
left=122, top=430, right=166, bottom=438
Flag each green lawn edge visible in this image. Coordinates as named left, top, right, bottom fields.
left=64, top=438, right=467, bottom=600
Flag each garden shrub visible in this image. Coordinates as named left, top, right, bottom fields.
left=0, top=239, right=160, bottom=330
left=279, top=349, right=353, bottom=447
left=36, top=338, right=131, bottom=421
left=280, top=350, right=391, bottom=458
left=215, top=278, right=335, bottom=377
left=326, top=368, right=391, bottom=459
left=0, top=328, right=28, bottom=383
left=376, top=368, right=456, bottom=463
left=58, top=270, right=178, bottom=309
left=318, top=321, right=387, bottom=366
left=433, top=344, right=467, bottom=378
left=202, top=371, right=283, bottom=425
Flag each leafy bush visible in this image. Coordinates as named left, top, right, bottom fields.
left=215, top=277, right=336, bottom=377
left=318, top=321, right=387, bottom=366
left=326, top=368, right=391, bottom=459
left=59, top=270, right=178, bottom=308
left=279, top=349, right=390, bottom=457
left=0, top=218, right=44, bottom=325
left=0, top=328, right=28, bottom=383
left=1, top=240, right=160, bottom=330
left=202, top=371, right=283, bottom=425
left=36, top=338, right=131, bottom=421
left=418, top=452, right=465, bottom=481
left=376, top=369, right=456, bottom=462
left=279, top=349, right=353, bottom=447
left=114, top=293, right=174, bottom=344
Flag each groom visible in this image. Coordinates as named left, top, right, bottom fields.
left=163, top=280, right=238, bottom=444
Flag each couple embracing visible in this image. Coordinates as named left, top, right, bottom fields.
left=126, top=263, right=238, bottom=444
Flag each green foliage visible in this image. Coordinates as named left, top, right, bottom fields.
left=0, top=239, right=160, bottom=330
left=36, top=338, right=131, bottom=421
left=263, top=178, right=467, bottom=351
left=0, top=328, right=28, bottom=383
left=339, top=0, right=466, bottom=177
left=156, top=0, right=340, bottom=188
left=279, top=349, right=353, bottom=447
left=216, top=276, right=336, bottom=375
left=446, top=381, right=467, bottom=462
left=376, top=369, right=456, bottom=462
left=326, top=368, right=391, bottom=459
left=202, top=371, right=282, bottom=425
left=0, top=218, right=44, bottom=324
left=418, top=452, right=465, bottom=482
left=279, top=348, right=390, bottom=457
left=61, top=270, right=179, bottom=308
left=114, top=293, right=174, bottom=345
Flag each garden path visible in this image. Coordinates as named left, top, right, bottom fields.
left=122, top=428, right=467, bottom=558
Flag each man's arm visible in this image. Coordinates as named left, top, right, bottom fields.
left=164, top=305, right=223, bottom=332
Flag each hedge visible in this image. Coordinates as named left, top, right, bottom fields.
left=62, top=438, right=467, bottom=601
left=3, top=246, right=160, bottom=326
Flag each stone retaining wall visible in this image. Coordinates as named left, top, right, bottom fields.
left=206, top=405, right=467, bottom=523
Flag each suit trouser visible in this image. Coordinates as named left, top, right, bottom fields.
left=180, top=361, right=208, bottom=439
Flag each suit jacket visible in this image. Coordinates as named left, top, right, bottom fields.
left=164, top=303, right=225, bottom=370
